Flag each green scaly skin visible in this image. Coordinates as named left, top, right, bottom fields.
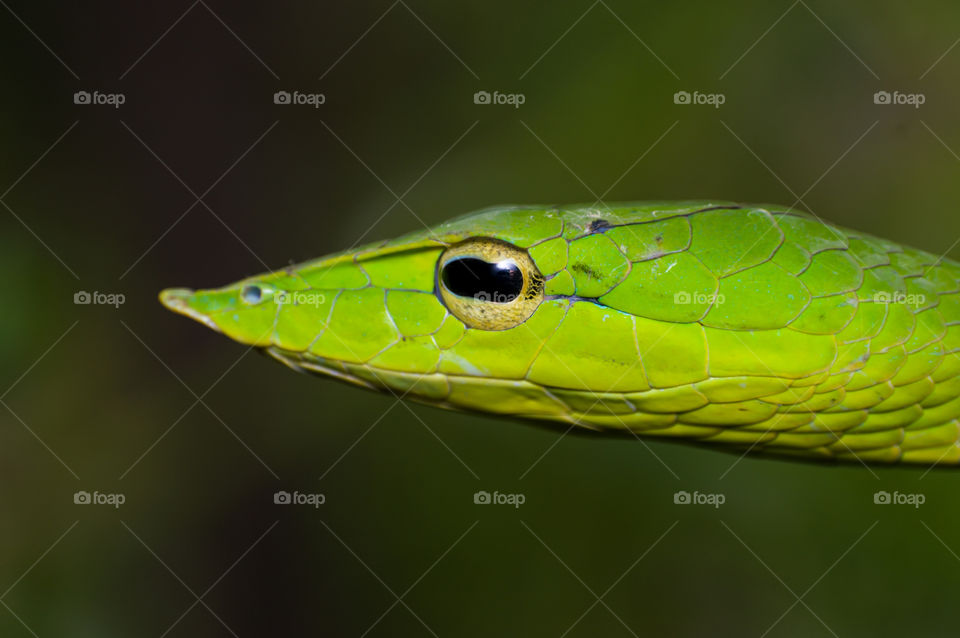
left=159, top=202, right=960, bottom=466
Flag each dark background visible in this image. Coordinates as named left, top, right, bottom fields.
left=2, top=2, right=960, bottom=636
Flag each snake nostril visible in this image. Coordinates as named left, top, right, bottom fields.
left=241, top=285, right=262, bottom=304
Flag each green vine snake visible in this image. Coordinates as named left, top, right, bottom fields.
left=159, top=202, right=960, bottom=466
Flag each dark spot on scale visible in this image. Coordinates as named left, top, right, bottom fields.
left=588, top=219, right=612, bottom=233
left=571, top=263, right=602, bottom=280
left=655, top=234, right=663, bottom=244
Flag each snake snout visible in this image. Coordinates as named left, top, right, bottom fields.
left=159, top=288, right=194, bottom=310
left=159, top=288, right=222, bottom=333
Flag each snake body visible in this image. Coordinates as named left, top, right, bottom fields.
left=160, top=202, right=960, bottom=466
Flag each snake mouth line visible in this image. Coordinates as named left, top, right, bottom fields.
left=264, top=347, right=381, bottom=391
left=158, top=288, right=223, bottom=334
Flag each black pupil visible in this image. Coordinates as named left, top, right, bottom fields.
left=441, top=257, right=524, bottom=303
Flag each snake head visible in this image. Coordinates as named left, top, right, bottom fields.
left=158, top=203, right=738, bottom=413
left=159, top=206, right=597, bottom=409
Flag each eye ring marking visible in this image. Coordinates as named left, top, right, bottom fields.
left=436, top=238, right=544, bottom=330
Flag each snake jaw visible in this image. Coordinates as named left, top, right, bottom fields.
left=263, top=347, right=381, bottom=391
left=158, top=288, right=223, bottom=334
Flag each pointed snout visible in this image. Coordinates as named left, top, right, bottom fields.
left=158, top=287, right=223, bottom=333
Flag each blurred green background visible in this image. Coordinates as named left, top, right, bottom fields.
left=2, top=1, right=960, bottom=636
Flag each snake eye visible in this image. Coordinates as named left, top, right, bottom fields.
left=441, top=258, right=524, bottom=302
left=437, top=238, right=544, bottom=330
